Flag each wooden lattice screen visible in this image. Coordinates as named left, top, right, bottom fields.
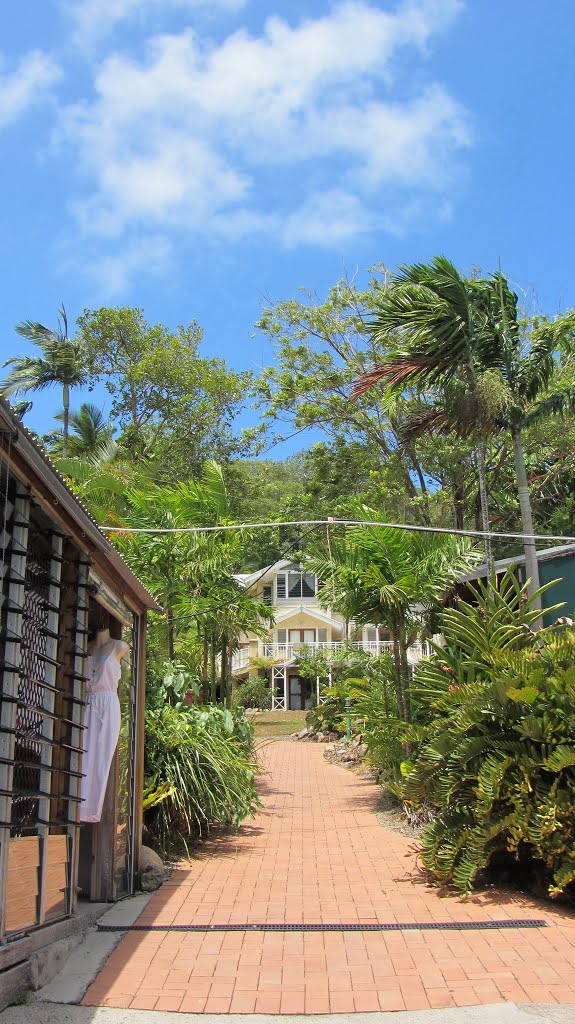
left=0, top=466, right=88, bottom=940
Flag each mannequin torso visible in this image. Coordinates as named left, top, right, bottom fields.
left=89, top=628, right=129, bottom=663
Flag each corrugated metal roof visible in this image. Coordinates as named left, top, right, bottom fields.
left=460, top=544, right=575, bottom=583
left=0, top=396, right=160, bottom=612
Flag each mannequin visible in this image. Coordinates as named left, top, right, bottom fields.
left=79, top=618, right=130, bottom=823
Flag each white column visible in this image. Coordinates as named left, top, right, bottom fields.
left=316, top=675, right=320, bottom=704
left=283, top=666, right=288, bottom=710
left=271, top=669, right=275, bottom=710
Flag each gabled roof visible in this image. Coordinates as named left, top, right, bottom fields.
left=274, top=607, right=344, bottom=632
left=233, top=559, right=303, bottom=588
left=0, top=397, right=160, bottom=612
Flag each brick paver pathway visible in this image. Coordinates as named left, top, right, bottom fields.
left=83, top=741, right=575, bottom=1013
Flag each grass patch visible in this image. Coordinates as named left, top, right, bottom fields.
left=251, top=710, right=307, bottom=740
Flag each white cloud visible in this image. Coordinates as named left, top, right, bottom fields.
left=62, top=234, right=173, bottom=297
left=0, top=51, right=61, bottom=129
left=58, top=0, right=471, bottom=289
left=68, top=0, right=247, bottom=47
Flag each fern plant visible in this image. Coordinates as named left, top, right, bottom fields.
left=403, top=569, right=575, bottom=899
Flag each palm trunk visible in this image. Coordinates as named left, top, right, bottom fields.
left=511, top=423, right=542, bottom=617
left=202, top=632, right=209, bottom=703
left=465, top=358, right=493, bottom=574
left=166, top=607, right=175, bottom=661
left=220, top=633, right=228, bottom=706
left=476, top=440, right=493, bottom=575
left=62, top=382, right=70, bottom=459
left=398, top=620, right=412, bottom=724
left=210, top=634, right=217, bottom=703
left=392, top=635, right=404, bottom=720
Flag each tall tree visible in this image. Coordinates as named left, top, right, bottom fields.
left=354, top=258, right=508, bottom=569
left=355, top=257, right=575, bottom=601
left=252, top=277, right=434, bottom=524
left=1, top=304, right=87, bottom=457
left=76, top=306, right=250, bottom=475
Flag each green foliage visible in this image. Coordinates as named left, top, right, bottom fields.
left=76, top=306, right=249, bottom=474
left=349, top=656, right=406, bottom=789
left=307, top=511, right=480, bottom=720
left=144, top=703, right=258, bottom=851
left=147, top=661, right=200, bottom=708
left=402, top=570, right=575, bottom=899
left=232, top=676, right=272, bottom=711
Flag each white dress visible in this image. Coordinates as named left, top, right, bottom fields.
left=79, top=643, right=123, bottom=823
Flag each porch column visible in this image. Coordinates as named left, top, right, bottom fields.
left=283, top=666, right=288, bottom=710
left=271, top=669, right=275, bottom=710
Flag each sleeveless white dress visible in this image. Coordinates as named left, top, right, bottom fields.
left=79, top=643, right=123, bottom=823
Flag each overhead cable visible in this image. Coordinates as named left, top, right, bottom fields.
left=97, top=517, right=575, bottom=545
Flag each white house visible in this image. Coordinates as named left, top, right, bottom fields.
left=232, top=560, right=427, bottom=710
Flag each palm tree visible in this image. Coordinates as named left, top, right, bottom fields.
left=487, top=274, right=575, bottom=602
left=1, top=304, right=87, bottom=457
left=354, top=258, right=501, bottom=570
left=46, top=402, right=114, bottom=458
left=354, top=258, right=575, bottom=605
left=307, top=511, right=480, bottom=720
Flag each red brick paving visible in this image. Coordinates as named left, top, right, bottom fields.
left=83, top=740, right=575, bottom=1012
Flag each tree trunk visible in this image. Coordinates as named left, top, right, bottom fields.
left=476, top=440, right=493, bottom=575
left=210, top=634, right=217, bottom=703
left=166, top=607, right=175, bottom=661
left=202, top=632, right=209, bottom=703
left=512, top=423, right=542, bottom=617
left=398, top=620, right=412, bottom=724
left=452, top=478, right=465, bottom=531
left=226, top=641, right=234, bottom=710
left=464, top=358, right=493, bottom=573
left=220, top=634, right=228, bottom=707
left=392, top=635, right=404, bottom=720
left=62, top=382, right=70, bottom=459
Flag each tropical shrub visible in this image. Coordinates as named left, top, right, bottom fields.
left=144, top=703, right=258, bottom=851
left=351, top=656, right=406, bottom=791
left=306, top=680, right=349, bottom=734
left=402, top=569, right=575, bottom=898
left=232, top=676, right=272, bottom=711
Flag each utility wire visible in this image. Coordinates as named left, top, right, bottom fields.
left=153, top=522, right=321, bottom=625
left=98, top=517, right=575, bottom=545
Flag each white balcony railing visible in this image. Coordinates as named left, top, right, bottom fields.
left=231, top=640, right=431, bottom=673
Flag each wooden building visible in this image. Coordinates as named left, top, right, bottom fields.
left=0, top=397, right=159, bottom=1001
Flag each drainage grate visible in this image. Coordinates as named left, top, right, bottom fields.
left=98, top=919, right=547, bottom=934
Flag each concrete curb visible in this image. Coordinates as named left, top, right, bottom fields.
left=32, top=894, right=154, bottom=1006
left=3, top=1001, right=575, bottom=1023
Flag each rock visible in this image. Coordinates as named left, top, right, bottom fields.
left=139, top=845, right=165, bottom=892
left=315, top=732, right=324, bottom=742
left=327, top=731, right=340, bottom=742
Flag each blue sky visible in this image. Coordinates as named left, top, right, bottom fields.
left=1, top=0, right=574, bottom=454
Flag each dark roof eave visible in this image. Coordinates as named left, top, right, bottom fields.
left=0, top=398, right=160, bottom=613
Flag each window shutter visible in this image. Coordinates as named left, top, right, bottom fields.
left=317, top=628, right=327, bottom=643
left=277, top=628, right=287, bottom=644
left=263, top=585, right=272, bottom=606
left=276, top=575, right=286, bottom=599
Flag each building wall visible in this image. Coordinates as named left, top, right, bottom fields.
left=536, top=555, right=575, bottom=621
